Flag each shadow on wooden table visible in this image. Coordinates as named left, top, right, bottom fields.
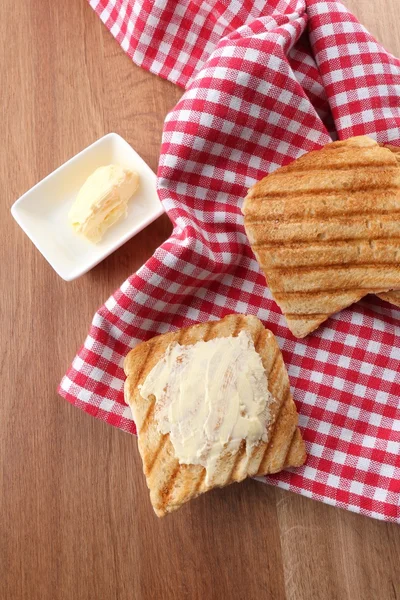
left=87, top=213, right=173, bottom=288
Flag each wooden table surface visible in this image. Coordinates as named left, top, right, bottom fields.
left=2, top=1, right=399, bottom=599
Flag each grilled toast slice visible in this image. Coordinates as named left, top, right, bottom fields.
left=242, top=136, right=400, bottom=337
left=124, top=314, right=306, bottom=517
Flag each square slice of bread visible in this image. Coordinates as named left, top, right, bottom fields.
left=124, top=314, right=306, bottom=517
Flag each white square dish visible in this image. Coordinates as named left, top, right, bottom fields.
left=11, top=133, right=164, bottom=281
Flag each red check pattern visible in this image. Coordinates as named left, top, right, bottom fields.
left=59, top=0, right=400, bottom=522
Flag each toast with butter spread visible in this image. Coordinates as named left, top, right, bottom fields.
left=242, top=136, right=400, bottom=337
left=124, top=314, right=306, bottom=517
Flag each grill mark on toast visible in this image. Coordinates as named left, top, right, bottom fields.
left=160, top=463, right=181, bottom=506
left=140, top=400, right=155, bottom=436
left=253, top=327, right=263, bottom=353
left=129, top=343, right=153, bottom=388
left=231, top=317, right=241, bottom=338
left=286, top=312, right=329, bottom=320
left=287, top=428, right=307, bottom=468
left=202, top=322, right=213, bottom=342
left=257, top=443, right=270, bottom=475
left=257, top=385, right=291, bottom=474
left=273, top=287, right=389, bottom=297
left=265, top=161, right=394, bottom=174
left=229, top=442, right=246, bottom=482
left=246, top=210, right=400, bottom=224
left=283, top=427, right=298, bottom=468
left=252, top=236, right=400, bottom=249
left=193, top=468, right=206, bottom=493
left=247, top=215, right=400, bottom=231
left=266, top=262, right=400, bottom=276
left=265, top=348, right=280, bottom=388
left=248, top=440, right=268, bottom=476
left=247, top=184, right=400, bottom=200
left=270, top=384, right=290, bottom=433
left=145, top=433, right=168, bottom=476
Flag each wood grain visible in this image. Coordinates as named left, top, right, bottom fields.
left=1, top=1, right=399, bottom=599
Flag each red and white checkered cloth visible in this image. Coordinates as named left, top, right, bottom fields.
left=59, top=0, right=400, bottom=522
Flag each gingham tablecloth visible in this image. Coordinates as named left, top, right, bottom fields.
left=59, top=0, right=400, bottom=522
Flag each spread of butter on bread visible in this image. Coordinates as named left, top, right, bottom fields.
left=139, top=330, right=274, bottom=485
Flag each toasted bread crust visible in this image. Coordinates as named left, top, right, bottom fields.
left=124, top=314, right=306, bottom=516
left=376, top=290, right=400, bottom=307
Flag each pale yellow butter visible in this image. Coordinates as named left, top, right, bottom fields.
left=68, top=164, right=139, bottom=243
left=139, top=331, right=274, bottom=485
